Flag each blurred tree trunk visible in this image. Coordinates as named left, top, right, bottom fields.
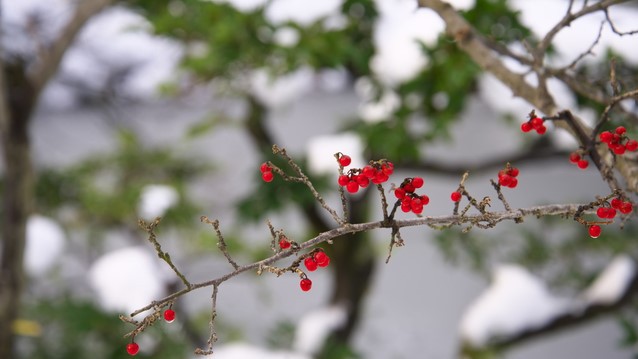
left=0, top=62, right=36, bottom=359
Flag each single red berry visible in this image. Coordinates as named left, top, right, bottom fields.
left=620, top=202, right=633, bottom=214
left=346, top=181, right=359, bottom=193
left=395, top=188, right=406, bottom=199
left=577, top=159, right=589, bottom=169
left=611, top=198, right=622, bottom=209
left=403, top=183, right=415, bottom=193
left=338, top=155, right=352, bottom=167
left=451, top=191, right=462, bottom=202
left=600, top=131, right=613, bottom=143
left=300, top=278, right=312, bottom=292
left=372, top=172, right=388, bottom=184
left=401, top=198, right=412, bottom=212
left=530, top=117, right=544, bottom=129
left=536, top=125, right=547, bottom=135
left=164, top=309, right=176, bottom=323
left=411, top=198, right=423, bottom=214
left=338, top=175, right=350, bottom=186
left=507, top=167, right=519, bottom=177
left=356, top=174, right=370, bottom=188
left=314, top=251, right=330, bottom=267
left=626, top=140, right=638, bottom=152
left=521, top=122, right=532, bottom=132
left=613, top=145, right=626, bottom=155
left=411, top=177, right=424, bottom=188
left=127, top=342, right=140, bottom=356
left=420, top=195, right=430, bottom=205
left=507, top=177, right=518, bottom=188
left=569, top=152, right=581, bottom=163
left=279, top=239, right=291, bottom=250
left=588, top=225, right=602, bottom=239
left=260, top=162, right=270, bottom=173
left=615, top=126, right=626, bottom=135
left=304, top=257, right=318, bottom=271
left=607, top=207, right=617, bottom=218
left=611, top=133, right=621, bottom=145
left=362, top=165, right=375, bottom=178
left=382, top=162, right=394, bottom=176
left=597, top=207, right=607, bottom=219
left=262, top=171, right=274, bottom=182
left=499, top=174, right=512, bottom=187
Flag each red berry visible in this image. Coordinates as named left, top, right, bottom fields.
left=611, top=198, right=622, bottom=209
left=262, top=171, right=274, bottom=182
left=499, top=174, right=512, bottom=187
left=620, top=202, right=633, bottom=214
left=411, top=177, right=424, bottom=188
left=507, top=167, right=519, bottom=177
left=346, top=181, right=359, bottom=193
left=600, top=131, right=613, bottom=143
left=372, top=172, right=388, bottom=184
left=626, top=140, right=638, bottom=152
left=536, top=125, right=547, bottom=135
left=451, top=191, right=462, bottom=202
left=403, top=183, right=415, bottom=193
left=304, top=257, right=318, bottom=271
left=577, top=159, right=589, bottom=169
left=615, top=126, right=626, bottom=135
left=338, top=175, right=350, bottom=186
left=362, top=165, right=375, bottom=178
left=401, top=198, right=411, bottom=212
left=164, top=309, right=176, bottom=323
left=127, top=342, right=139, bottom=356
left=420, top=195, right=430, bottom=205
left=260, top=162, right=270, bottom=173
left=607, top=207, right=617, bottom=218
left=597, top=207, right=607, bottom=219
left=338, top=155, right=352, bottom=167
left=395, top=188, right=406, bottom=199
left=531, top=117, right=544, bottom=129
left=300, top=278, right=312, bottom=291
left=382, top=162, right=394, bottom=176
left=356, top=174, right=370, bottom=188
left=507, top=177, right=518, bottom=188
left=521, top=122, right=532, bottom=132
left=588, top=225, right=602, bottom=238
left=279, top=239, right=291, bottom=250
left=613, top=145, right=626, bottom=155
left=314, top=251, right=330, bottom=267
left=569, top=152, right=580, bottom=163
left=411, top=198, right=423, bottom=214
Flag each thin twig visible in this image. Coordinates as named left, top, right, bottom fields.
left=140, top=218, right=191, bottom=288
left=201, top=216, right=240, bottom=270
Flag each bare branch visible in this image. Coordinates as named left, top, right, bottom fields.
left=140, top=218, right=192, bottom=289
left=28, top=0, right=115, bottom=92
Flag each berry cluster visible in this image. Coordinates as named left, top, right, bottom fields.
left=127, top=308, right=177, bottom=355
left=568, top=152, right=589, bottom=169
left=260, top=162, right=274, bottom=182
left=588, top=197, right=633, bottom=239
left=338, top=159, right=394, bottom=194
left=521, top=116, right=547, bottom=135
left=599, top=126, right=638, bottom=155
left=303, top=250, right=330, bottom=272
left=394, top=177, right=429, bottom=214
left=497, top=165, right=520, bottom=188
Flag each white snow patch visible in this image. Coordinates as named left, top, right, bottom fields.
left=317, top=68, right=349, bottom=93
left=371, top=1, right=443, bottom=85
left=460, top=264, right=569, bottom=346
left=293, top=306, right=347, bottom=355
left=194, top=343, right=310, bottom=359
left=273, top=26, right=300, bottom=47
left=358, top=90, right=401, bottom=123
left=138, top=184, right=179, bottom=219
left=443, top=0, right=475, bottom=10
left=250, top=67, right=315, bottom=108
left=265, top=0, right=343, bottom=26
left=583, top=255, right=636, bottom=305
left=306, top=132, right=366, bottom=175
left=25, top=215, right=66, bottom=277
left=89, top=247, right=167, bottom=314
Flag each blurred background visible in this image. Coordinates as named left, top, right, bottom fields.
left=1, top=0, right=638, bottom=358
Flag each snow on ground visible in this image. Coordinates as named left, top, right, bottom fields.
left=137, top=184, right=180, bottom=219
left=306, top=132, right=366, bottom=175
left=583, top=255, right=636, bottom=305
left=460, top=264, right=570, bottom=346
left=264, top=0, right=343, bottom=26
left=194, top=343, right=310, bottom=359
left=293, top=306, right=347, bottom=355
left=89, top=247, right=168, bottom=314
left=25, top=215, right=66, bottom=277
